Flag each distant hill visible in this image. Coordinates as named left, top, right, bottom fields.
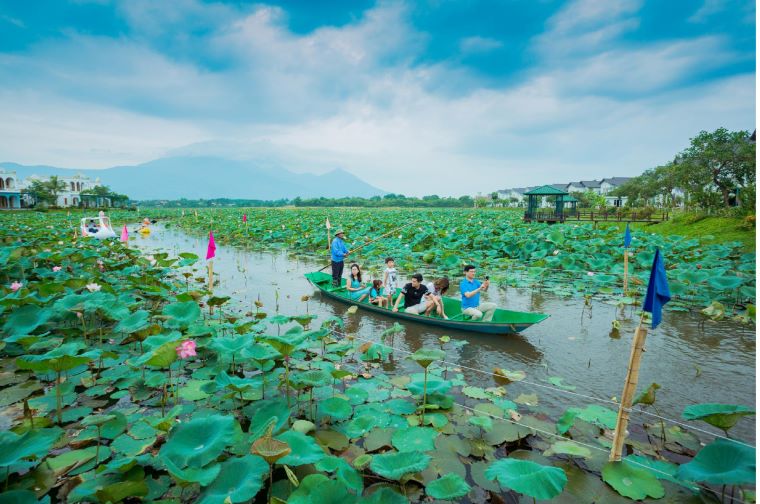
left=0, top=157, right=387, bottom=200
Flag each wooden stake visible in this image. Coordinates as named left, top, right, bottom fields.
left=623, top=249, right=629, bottom=294
left=609, top=323, right=648, bottom=461
left=208, top=259, right=214, bottom=293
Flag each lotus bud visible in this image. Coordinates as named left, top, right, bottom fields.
left=10, top=281, right=22, bottom=291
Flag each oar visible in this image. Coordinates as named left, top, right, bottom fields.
left=316, top=220, right=419, bottom=272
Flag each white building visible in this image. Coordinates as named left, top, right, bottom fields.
left=0, top=170, right=22, bottom=209
left=20, top=173, right=99, bottom=208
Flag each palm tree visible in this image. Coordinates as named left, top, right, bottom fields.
left=46, top=176, right=67, bottom=206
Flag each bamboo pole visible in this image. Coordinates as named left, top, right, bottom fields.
left=208, top=259, right=214, bottom=293
left=623, top=249, right=629, bottom=294
left=609, top=322, right=648, bottom=461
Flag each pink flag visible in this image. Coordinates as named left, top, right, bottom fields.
left=206, top=231, right=216, bottom=260
left=242, top=214, right=247, bottom=223
left=120, top=225, right=128, bottom=242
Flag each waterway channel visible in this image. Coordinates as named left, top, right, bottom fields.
left=133, top=224, right=756, bottom=444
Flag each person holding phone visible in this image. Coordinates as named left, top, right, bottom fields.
left=459, top=265, right=497, bottom=321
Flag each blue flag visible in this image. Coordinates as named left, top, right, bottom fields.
left=624, top=223, right=632, bottom=248
left=643, top=248, right=671, bottom=328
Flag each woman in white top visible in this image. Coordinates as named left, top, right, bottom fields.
left=423, top=277, right=450, bottom=319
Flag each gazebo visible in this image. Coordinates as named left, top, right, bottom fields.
left=523, top=185, right=569, bottom=223
left=564, top=194, right=578, bottom=216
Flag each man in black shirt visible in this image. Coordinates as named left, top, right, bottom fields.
left=392, top=273, right=428, bottom=314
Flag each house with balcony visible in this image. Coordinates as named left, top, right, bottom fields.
left=0, top=170, right=22, bottom=209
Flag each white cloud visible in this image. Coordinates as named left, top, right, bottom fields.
left=0, top=0, right=753, bottom=198
left=688, top=0, right=727, bottom=23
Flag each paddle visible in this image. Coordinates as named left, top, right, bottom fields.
left=317, top=220, right=419, bottom=273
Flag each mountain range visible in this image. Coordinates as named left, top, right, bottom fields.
left=0, top=157, right=387, bottom=200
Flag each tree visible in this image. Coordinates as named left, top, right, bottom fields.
left=24, top=177, right=66, bottom=207
left=571, top=190, right=606, bottom=209
left=678, top=128, right=755, bottom=208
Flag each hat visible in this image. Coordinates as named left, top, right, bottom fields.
left=334, top=229, right=345, bottom=236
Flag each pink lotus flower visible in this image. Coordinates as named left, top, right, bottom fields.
left=52, top=266, right=62, bottom=272
left=176, top=340, right=197, bottom=359
left=10, top=282, right=22, bottom=291
left=86, top=283, right=101, bottom=292
left=587, top=272, right=595, bottom=276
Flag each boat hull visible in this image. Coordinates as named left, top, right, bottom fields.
left=305, top=271, right=548, bottom=335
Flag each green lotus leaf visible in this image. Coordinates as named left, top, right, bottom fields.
left=681, top=403, right=754, bottom=431
left=486, top=458, right=567, bottom=500
left=275, top=431, right=326, bottom=466
left=426, top=473, right=471, bottom=500
left=207, top=295, right=230, bottom=307
left=162, top=301, right=201, bottom=328
left=345, top=386, right=369, bottom=405
left=0, top=427, right=62, bottom=469
left=602, top=460, right=665, bottom=500
left=292, top=420, right=316, bottom=434
left=462, top=386, right=489, bottom=399
left=407, top=379, right=451, bottom=396
left=677, top=438, right=756, bottom=485
left=391, top=427, right=438, bottom=452
left=547, top=376, right=576, bottom=391
left=341, top=414, right=378, bottom=439
left=468, top=416, right=493, bottom=432
left=198, top=455, right=268, bottom=504
left=2, top=304, right=53, bottom=336
left=707, top=276, right=744, bottom=290
left=95, top=480, right=149, bottom=503
left=315, top=455, right=364, bottom=494
left=493, top=368, right=526, bottom=383
left=362, top=487, right=407, bottom=504
left=241, top=343, right=281, bottom=361
left=287, top=474, right=356, bottom=504
left=47, top=446, right=98, bottom=476
left=80, top=414, right=117, bottom=427
left=370, top=451, right=431, bottom=480
left=385, top=398, right=416, bottom=415
left=409, top=348, right=445, bottom=368
left=250, top=434, right=290, bottom=465
left=625, top=455, right=699, bottom=491
left=0, top=490, right=43, bottom=504
left=145, top=340, right=179, bottom=368
left=291, top=369, right=332, bottom=388
left=161, top=454, right=221, bottom=486
left=542, top=440, right=592, bottom=459
left=16, top=342, right=98, bottom=373
left=159, top=414, right=237, bottom=468
left=114, top=310, right=150, bottom=334
left=261, top=332, right=307, bottom=356
left=318, top=397, right=352, bottom=421
left=245, top=398, right=291, bottom=434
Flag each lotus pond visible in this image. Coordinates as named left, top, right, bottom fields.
left=0, top=209, right=755, bottom=503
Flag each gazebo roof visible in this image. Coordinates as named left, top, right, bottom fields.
left=564, top=195, right=579, bottom=202
left=524, top=185, right=569, bottom=196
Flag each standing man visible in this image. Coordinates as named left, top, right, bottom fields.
left=460, top=265, right=497, bottom=321
left=392, top=273, right=429, bottom=314
left=330, top=229, right=350, bottom=287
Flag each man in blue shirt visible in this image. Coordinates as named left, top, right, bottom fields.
left=330, top=229, right=350, bottom=286
left=459, top=264, right=496, bottom=321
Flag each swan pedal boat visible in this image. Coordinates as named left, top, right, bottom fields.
left=80, top=215, right=117, bottom=239
left=305, top=271, right=549, bottom=335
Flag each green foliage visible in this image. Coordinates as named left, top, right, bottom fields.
left=486, top=458, right=568, bottom=500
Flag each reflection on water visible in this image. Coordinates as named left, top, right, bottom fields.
left=134, top=224, right=756, bottom=443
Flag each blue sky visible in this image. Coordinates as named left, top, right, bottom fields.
left=0, top=0, right=755, bottom=196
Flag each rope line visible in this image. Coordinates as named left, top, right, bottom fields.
left=334, top=359, right=747, bottom=503
left=329, top=328, right=756, bottom=449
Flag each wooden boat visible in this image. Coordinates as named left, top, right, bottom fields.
left=305, top=271, right=549, bottom=334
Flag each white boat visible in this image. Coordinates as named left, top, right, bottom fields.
left=80, top=211, right=117, bottom=239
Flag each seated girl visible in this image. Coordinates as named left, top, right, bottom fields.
left=423, top=277, right=450, bottom=319
left=369, top=279, right=388, bottom=307
left=346, top=263, right=371, bottom=302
